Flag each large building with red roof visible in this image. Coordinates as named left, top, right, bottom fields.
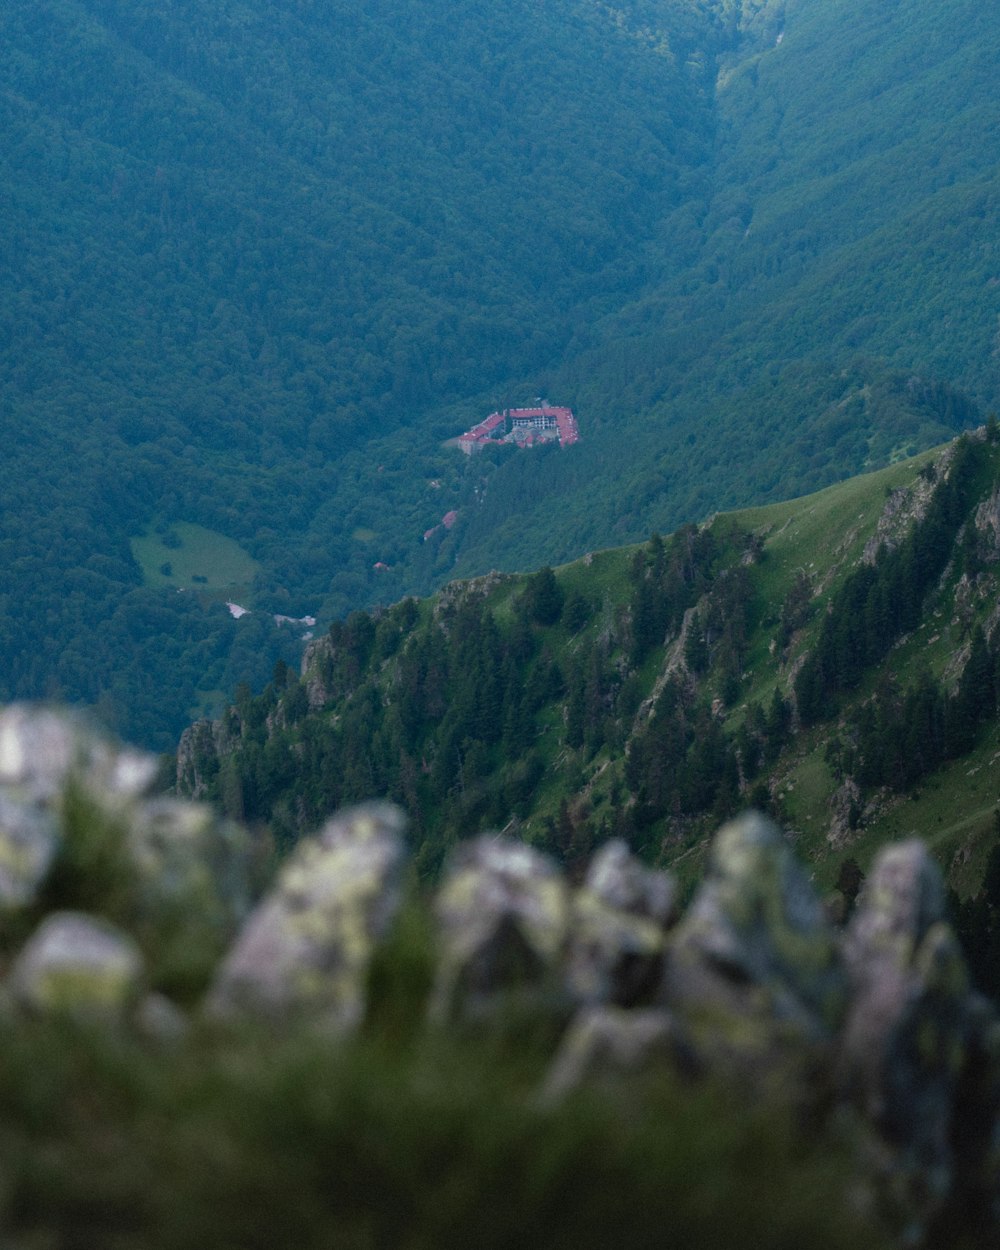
left=457, top=403, right=579, bottom=454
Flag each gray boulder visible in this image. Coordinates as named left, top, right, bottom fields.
left=542, top=1006, right=693, bottom=1104
left=566, top=839, right=676, bottom=1007
left=130, top=797, right=253, bottom=933
left=0, top=706, right=253, bottom=946
left=661, top=812, right=844, bottom=1076
left=838, top=840, right=976, bottom=1233
left=9, top=911, right=144, bottom=1020
left=0, top=792, right=60, bottom=910
left=0, top=704, right=156, bottom=913
left=207, top=802, right=406, bottom=1031
left=0, top=703, right=157, bottom=807
left=431, top=837, right=571, bottom=1023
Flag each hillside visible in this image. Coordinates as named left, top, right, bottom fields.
left=178, top=429, right=1000, bottom=933
left=3, top=0, right=1000, bottom=747
left=1, top=0, right=720, bottom=746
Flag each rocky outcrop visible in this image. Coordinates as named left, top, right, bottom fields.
left=207, top=802, right=406, bottom=1031
left=974, top=483, right=1000, bottom=559
left=862, top=474, right=938, bottom=566
left=2, top=706, right=999, bottom=1247
left=431, top=836, right=572, bottom=1023
left=9, top=911, right=144, bottom=1021
left=567, top=839, right=676, bottom=1007
left=659, top=813, right=845, bottom=1091
left=542, top=1006, right=694, bottom=1104
left=431, top=571, right=513, bottom=636
left=175, top=716, right=232, bottom=798
left=837, top=842, right=975, bottom=1231
left=301, top=635, right=336, bottom=709
left=0, top=703, right=253, bottom=984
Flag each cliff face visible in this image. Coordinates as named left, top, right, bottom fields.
left=2, top=703, right=999, bottom=1247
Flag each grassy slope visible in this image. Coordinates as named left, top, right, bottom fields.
left=722, top=444, right=1000, bottom=893
left=467, top=440, right=1000, bottom=895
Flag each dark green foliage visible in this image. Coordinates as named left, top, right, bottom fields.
left=0, top=1006, right=892, bottom=1250
left=4, top=0, right=999, bottom=747
left=627, top=525, right=719, bottom=667
left=0, top=0, right=721, bottom=746
left=684, top=615, right=710, bottom=675
left=797, top=437, right=988, bottom=725
left=563, top=590, right=593, bottom=635
left=520, top=567, right=565, bottom=628
left=195, top=526, right=763, bottom=865
left=835, top=858, right=865, bottom=920
left=778, top=571, right=813, bottom=651
left=953, top=836, right=1000, bottom=1004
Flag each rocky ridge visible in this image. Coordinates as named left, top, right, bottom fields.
left=1, top=704, right=998, bottom=1245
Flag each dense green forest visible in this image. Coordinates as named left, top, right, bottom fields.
left=179, top=431, right=1000, bottom=946
left=2, top=0, right=999, bottom=746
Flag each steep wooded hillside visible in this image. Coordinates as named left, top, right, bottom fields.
left=179, top=429, right=1000, bottom=928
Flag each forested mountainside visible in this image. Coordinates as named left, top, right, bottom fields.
left=179, top=428, right=1000, bottom=980
left=3, top=0, right=999, bottom=747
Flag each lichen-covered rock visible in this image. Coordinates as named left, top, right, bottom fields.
left=0, top=792, right=60, bottom=910
left=0, top=705, right=157, bottom=912
left=175, top=718, right=230, bottom=799
left=542, top=1006, right=694, bottom=1104
left=0, top=703, right=157, bottom=806
left=585, top=839, right=676, bottom=923
left=0, top=706, right=253, bottom=945
left=838, top=840, right=974, bottom=1234
left=661, top=812, right=845, bottom=1074
left=431, top=837, right=571, bottom=1022
left=130, top=798, right=252, bottom=932
left=567, top=840, right=676, bottom=1007
left=207, top=802, right=406, bottom=1031
left=9, top=911, right=144, bottom=1019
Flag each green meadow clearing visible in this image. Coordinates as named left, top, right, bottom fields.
left=131, top=524, right=260, bottom=596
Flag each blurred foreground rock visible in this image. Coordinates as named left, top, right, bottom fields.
left=10, top=911, right=143, bottom=1020
left=207, top=801, right=406, bottom=1031
left=1, top=705, right=998, bottom=1247
left=431, top=837, right=571, bottom=1023
left=0, top=704, right=253, bottom=930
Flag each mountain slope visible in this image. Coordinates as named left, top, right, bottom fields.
left=456, top=0, right=1000, bottom=577
left=178, top=427, right=1000, bottom=909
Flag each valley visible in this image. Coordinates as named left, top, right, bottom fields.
left=2, top=0, right=998, bottom=746
left=7, top=4, right=1000, bottom=1244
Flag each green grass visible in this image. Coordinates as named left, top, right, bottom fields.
left=727, top=448, right=940, bottom=608
left=778, top=753, right=836, bottom=836
left=131, top=523, right=261, bottom=596
left=844, top=726, right=1000, bottom=895
left=0, top=1012, right=893, bottom=1250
